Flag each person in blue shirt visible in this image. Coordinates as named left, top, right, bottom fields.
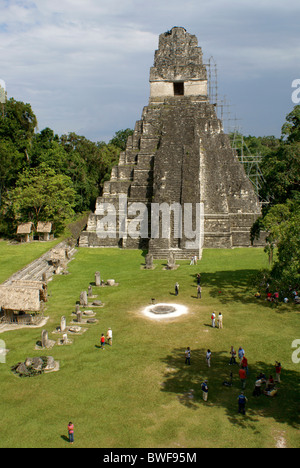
left=238, top=347, right=245, bottom=364
left=238, top=392, right=248, bottom=415
left=201, top=380, right=208, bottom=401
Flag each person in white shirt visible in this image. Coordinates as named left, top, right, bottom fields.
left=106, top=328, right=112, bottom=346
left=185, top=347, right=191, bottom=365
left=218, top=312, right=223, bottom=329
left=206, top=349, right=212, bottom=367
left=211, top=312, right=216, bottom=328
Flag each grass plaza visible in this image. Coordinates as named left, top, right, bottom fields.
left=0, top=242, right=299, bottom=449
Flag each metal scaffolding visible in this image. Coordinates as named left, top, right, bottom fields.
left=205, top=56, right=268, bottom=203
left=231, top=132, right=268, bottom=203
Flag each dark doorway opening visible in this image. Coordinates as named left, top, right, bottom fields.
left=174, top=82, right=184, bottom=96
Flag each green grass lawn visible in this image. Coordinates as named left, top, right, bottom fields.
left=0, top=238, right=64, bottom=283
left=0, top=246, right=299, bottom=448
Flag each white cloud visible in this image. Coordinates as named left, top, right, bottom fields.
left=0, top=0, right=299, bottom=140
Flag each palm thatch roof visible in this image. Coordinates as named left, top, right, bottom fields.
left=16, top=222, right=33, bottom=235
left=0, top=286, right=40, bottom=312
left=36, top=222, right=52, bottom=233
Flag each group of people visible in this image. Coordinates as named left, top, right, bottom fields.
left=211, top=311, right=223, bottom=328
left=252, top=362, right=281, bottom=397
left=184, top=342, right=282, bottom=414
left=255, top=285, right=300, bottom=304
left=266, top=291, right=280, bottom=303
left=99, top=327, right=113, bottom=349
left=174, top=273, right=203, bottom=298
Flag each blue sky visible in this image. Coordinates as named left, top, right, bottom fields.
left=0, top=0, right=299, bottom=142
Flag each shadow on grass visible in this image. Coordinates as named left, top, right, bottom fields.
left=160, top=347, right=300, bottom=430
left=190, top=270, right=290, bottom=312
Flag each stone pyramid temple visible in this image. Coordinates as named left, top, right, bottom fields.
left=80, top=27, right=263, bottom=258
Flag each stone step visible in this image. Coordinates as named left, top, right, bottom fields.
left=149, top=248, right=202, bottom=260
left=2, top=241, right=76, bottom=286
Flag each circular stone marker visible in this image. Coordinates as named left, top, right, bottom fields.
left=142, top=303, right=188, bottom=320
left=151, top=305, right=177, bottom=314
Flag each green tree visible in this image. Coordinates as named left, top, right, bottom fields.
left=59, top=132, right=123, bottom=209
left=109, top=128, right=134, bottom=151
left=0, top=97, right=37, bottom=158
left=97, top=142, right=121, bottom=185
left=0, top=140, right=23, bottom=205
left=7, top=164, right=76, bottom=234
left=281, top=105, right=300, bottom=142
left=263, top=202, right=299, bottom=289
left=259, top=142, right=300, bottom=205
left=252, top=106, right=300, bottom=293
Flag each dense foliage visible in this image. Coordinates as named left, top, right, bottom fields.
left=0, top=97, right=133, bottom=235
left=250, top=106, right=300, bottom=295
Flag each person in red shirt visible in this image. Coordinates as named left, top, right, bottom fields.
left=273, top=292, right=279, bottom=303
left=239, top=367, right=247, bottom=389
left=275, top=361, right=282, bottom=383
left=265, top=375, right=275, bottom=391
left=68, top=422, right=74, bottom=444
left=267, top=292, right=273, bottom=302
left=100, top=333, right=106, bottom=350
left=241, top=356, right=248, bottom=374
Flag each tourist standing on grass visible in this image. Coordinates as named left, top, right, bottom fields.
left=238, top=347, right=245, bottom=365
left=68, top=422, right=74, bottom=444
left=206, top=349, right=212, bottom=367
left=197, top=285, right=202, bottom=299
left=100, top=333, right=105, bottom=349
left=185, top=347, right=191, bottom=365
left=237, top=392, right=248, bottom=415
left=175, top=282, right=179, bottom=296
left=239, top=367, right=247, bottom=389
left=201, top=380, right=208, bottom=401
left=106, top=328, right=112, bottom=346
left=229, top=346, right=237, bottom=365
left=275, top=361, right=282, bottom=383
left=211, top=312, right=216, bottom=328
left=217, top=312, right=223, bottom=329
left=241, top=356, right=249, bottom=375
left=197, top=273, right=201, bottom=285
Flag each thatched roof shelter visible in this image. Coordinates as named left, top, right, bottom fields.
left=10, top=280, right=47, bottom=302
left=16, top=222, right=33, bottom=235
left=0, top=286, right=40, bottom=312
left=16, top=222, right=34, bottom=242
left=36, top=221, right=52, bottom=241
left=36, top=222, right=52, bottom=233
